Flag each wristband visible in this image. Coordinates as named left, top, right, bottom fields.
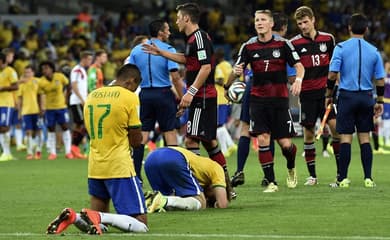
left=377, top=95, right=384, bottom=104
left=327, top=78, right=336, bottom=90
left=376, top=85, right=384, bottom=98
left=295, top=77, right=303, bottom=82
left=188, top=86, right=198, bottom=96
left=223, top=84, right=230, bottom=90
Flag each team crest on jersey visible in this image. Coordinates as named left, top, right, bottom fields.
left=272, top=49, right=281, bottom=58
left=319, top=43, right=327, bottom=52
left=55, top=80, right=60, bottom=86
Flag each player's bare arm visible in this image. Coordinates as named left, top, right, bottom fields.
left=223, top=70, right=239, bottom=101
left=170, top=71, right=184, bottom=99
left=17, top=96, right=23, bottom=119
left=326, top=71, right=338, bottom=107
left=38, top=94, right=46, bottom=116
left=233, top=63, right=244, bottom=77
left=71, top=81, right=84, bottom=105
left=213, top=186, right=229, bottom=209
left=128, top=127, right=142, bottom=148
left=0, top=82, right=18, bottom=92
left=374, top=77, right=385, bottom=118
left=290, top=62, right=304, bottom=96
left=142, top=43, right=186, bottom=64
left=179, top=63, right=211, bottom=110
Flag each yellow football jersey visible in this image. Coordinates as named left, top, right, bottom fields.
left=84, top=86, right=141, bottom=179
left=0, top=66, right=18, bottom=107
left=17, top=77, right=40, bottom=115
left=169, top=147, right=226, bottom=188
left=38, top=72, right=69, bottom=110
left=215, top=60, right=232, bottom=105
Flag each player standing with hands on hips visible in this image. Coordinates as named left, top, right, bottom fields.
left=326, top=13, right=385, bottom=188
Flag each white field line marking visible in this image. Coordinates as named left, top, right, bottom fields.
left=0, top=233, right=390, bottom=239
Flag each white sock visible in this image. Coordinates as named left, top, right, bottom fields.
left=62, top=130, right=72, bottom=154
left=15, top=128, right=23, bottom=146
left=383, top=119, right=390, bottom=145
left=221, top=125, right=235, bottom=147
left=217, top=127, right=228, bottom=154
left=27, top=135, right=34, bottom=155
left=35, top=133, right=42, bottom=152
left=100, top=212, right=148, bottom=233
left=0, top=134, right=5, bottom=154
left=0, top=132, right=11, bottom=155
left=47, top=132, right=56, bottom=154
left=166, top=196, right=202, bottom=211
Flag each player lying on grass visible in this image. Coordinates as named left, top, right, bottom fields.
left=144, top=146, right=231, bottom=212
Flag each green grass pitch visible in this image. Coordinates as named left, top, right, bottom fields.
left=1, top=138, right=390, bottom=240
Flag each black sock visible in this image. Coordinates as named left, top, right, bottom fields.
left=236, top=136, right=250, bottom=172
left=338, top=143, right=351, bottom=182
left=360, top=143, right=373, bottom=179
left=132, top=144, right=145, bottom=181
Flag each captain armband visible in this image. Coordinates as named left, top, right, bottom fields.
left=376, top=85, right=384, bottom=104
left=188, top=86, right=199, bottom=96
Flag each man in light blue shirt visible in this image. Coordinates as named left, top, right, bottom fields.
left=326, top=13, right=385, bottom=188
left=125, top=19, right=184, bottom=181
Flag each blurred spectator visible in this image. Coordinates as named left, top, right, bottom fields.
left=88, top=49, right=107, bottom=92
left=111, top=39, right=130, bottom=62
left=102, top=53, right=118, bottom=85
left=25, top=29, right=38, bottom=53
left=8, top=0, right=24, bottom=14
left=77, top=4, right=93, bottom=29
left=131, top=35, right=148, bottom=48
left=13, top=50, right=31, bottom=77
left=9, top=26, right=22, bottom=52
left=0, top=20, right=13, bottom=49
left=47, top=23, right=61, bottom=43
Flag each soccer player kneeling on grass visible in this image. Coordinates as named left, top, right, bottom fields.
left=144, top=146, right=231, bottom=212
left=46, top=64, right=148, bottom=235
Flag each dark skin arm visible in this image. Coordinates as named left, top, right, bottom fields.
left=0, top=82, right=18, bottom=92
left=128, top=127, right=142, bottom=148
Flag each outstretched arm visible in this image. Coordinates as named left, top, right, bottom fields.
left=142, top=43, right=186, bottom=64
